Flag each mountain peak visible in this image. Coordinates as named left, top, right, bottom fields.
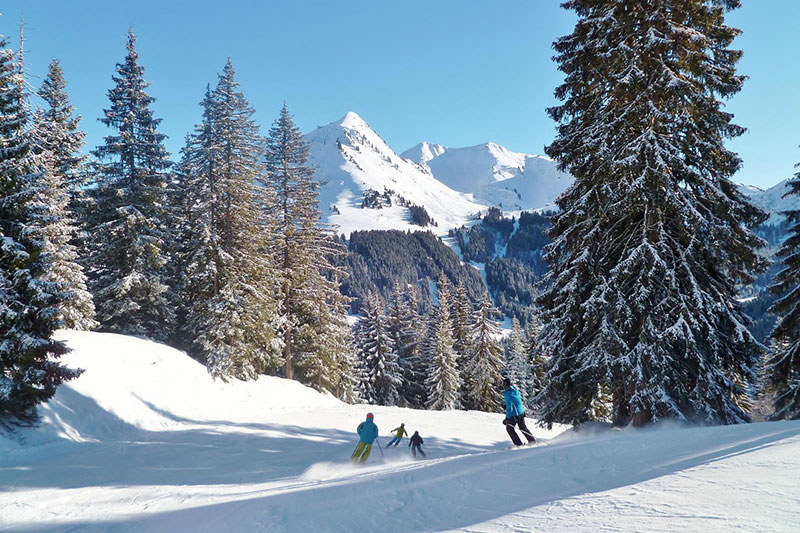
left=339, top=111, right=369, bottom=130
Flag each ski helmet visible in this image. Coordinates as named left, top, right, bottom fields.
left=366, top=412, right=374, bottom=419
left=503, top=377, right=512, bottom=388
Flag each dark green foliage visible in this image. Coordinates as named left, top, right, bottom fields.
left=408, top=204, right=432, bottom=227
left=342, top=230, right=485, bottom=315
left=453, top=209, right=551, bottom=324
left=486, top=257, right=538, bottom=324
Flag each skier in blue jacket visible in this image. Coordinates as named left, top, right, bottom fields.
left=503, top=377, right=536, bottom=446
left=351, top=412, right=379, bottom=463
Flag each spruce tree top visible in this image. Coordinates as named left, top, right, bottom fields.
left=93, top=30, right=170, bottom=180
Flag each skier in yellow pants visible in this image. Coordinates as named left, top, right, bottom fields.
left=351, top=412, right=379, bottom=463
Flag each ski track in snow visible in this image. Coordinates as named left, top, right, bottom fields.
left=2, top=331, right=800, bottom=532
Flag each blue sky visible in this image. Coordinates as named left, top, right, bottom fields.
left=1, top=0, right=797, bottom=189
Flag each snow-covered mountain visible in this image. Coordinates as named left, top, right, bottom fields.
left=306, top=112, right=487, bottom=236
left=306, top=111, right=790, bottom=237
left=401, top=141, right=573, bottom=211
left=740, top=178, right=800, bottom=224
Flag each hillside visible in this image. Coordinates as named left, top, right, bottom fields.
left=3, top=332, right=800, bottom=531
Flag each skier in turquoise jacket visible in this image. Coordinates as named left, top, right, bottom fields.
left=503, top=377, right=536, bottom=446
left=351, top=412, right=379, bottom=463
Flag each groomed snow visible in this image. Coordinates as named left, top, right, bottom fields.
left=2, top=331, right=799, bottom=532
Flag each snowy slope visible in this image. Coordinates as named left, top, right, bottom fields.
left=402, top=141, right=573, bottom=211
left=740, top=179, right=800, bottom=224
left=307, top=112, right=487, bottom=237
left=3, top=331, right=800, bottom=531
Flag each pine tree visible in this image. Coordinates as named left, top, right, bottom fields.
left=86, top=30, right=175, bottom=340
left=524, top=315, right=547, bottom=408
left=464, top=292, right=504, bottom=412
left=452, top=280, right=472, bottom=361
left=37, top=59, right=87, bottom=191
left=425, top=274, right=461, bottom=410
left=504, top=316, right=529, bottom=403
left=31, top=61, right=96, bottom=331
left=328, top=285, right=359, bottom=403
left=265, top=103, right=349, bottom=384
left=538, top=0, right=767, bottom=427
left=356, top=292, right=401, bottom=405
left=0, top=37, right=79, bottom=421
left=387, top=282, right=425, bottom=407
left=764, top=158, right=800, bottom=420
left=176, top=61, right=280, bottom=379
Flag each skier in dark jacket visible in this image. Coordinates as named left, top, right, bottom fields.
left=409, top=430, right=426, bottom=458
left=503, top=377, right=536, bottom=446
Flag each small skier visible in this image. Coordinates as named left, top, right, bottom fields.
left=409, top=430, right=426, bottom=458
left=386, top=423, right=408, bottom=447
left=502, top=377, right=536, bottom=446
left=351, top=412, right=379, bottom=463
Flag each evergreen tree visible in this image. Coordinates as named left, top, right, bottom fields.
left=31, top=61, right=96, bottom=331
left=504, top=316, right=530, bottom=403
left=452, top=280, right=473, bottom=360
left=538, top=0, right=767, bottom=427
left=176, top=61, right=280, bottom=379
left=356, top=292, right=401, bottom=405
left=524, top=315, right=547, bottom=409
left=30, top=109, right=97, bottom=331
left=86, top=30, right=175, bottom=339
left=37, top=59, right=87, bottom=191
left=425, top=274, right=461, bottom=410
left=0, top=37, right=79, bottom=421
left=764, top=157, right=800, bottom=420
left=387, top=282, right=426, bottom=407
left=464, top=292, right=504, bottom=412
left=265, top=103, right=349, bottom=384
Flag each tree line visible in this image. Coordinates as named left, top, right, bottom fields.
left=0, top=30, right=355, bottom=422
left=352, top=274, right=547, bottom=412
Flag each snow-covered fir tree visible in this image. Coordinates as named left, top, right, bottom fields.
left=464, top=292, right=504, bottom=412
left=387, top=282, right=426, bottom=407
left=504, top=316, right=530, bottom=403
left=523, top=315, right=547, bottom=410
left=265, top=103, right=350, bottom=384
left=175, top=61, right=280, bottom=379
left=37, top=59, right=88, bottom=192
left=327, top=283, right=360, bottom=403
left=297, top=273, right=355, bottom=393
left=86, top=30, right=175, bottom=340
left=764, top=158, right=800, bottom=420
left=31, top=61, right=96, bottom=331
left=356, top=292, right=401, bottom=405
left=425, top=274, right=461, bottom=410
left=538, top=0, right=768, bottom=427
left=0, top=37, right=80, bottom=421
left=452, top=280, right=472, bottom=362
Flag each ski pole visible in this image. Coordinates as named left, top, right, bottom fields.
left=374, top=437, right=385, bottom=457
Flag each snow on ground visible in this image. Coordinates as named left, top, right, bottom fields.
left=2, top=331, right=800, bottom=532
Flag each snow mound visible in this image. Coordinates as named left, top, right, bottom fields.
left=23, top=330, right=340, bottom=446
